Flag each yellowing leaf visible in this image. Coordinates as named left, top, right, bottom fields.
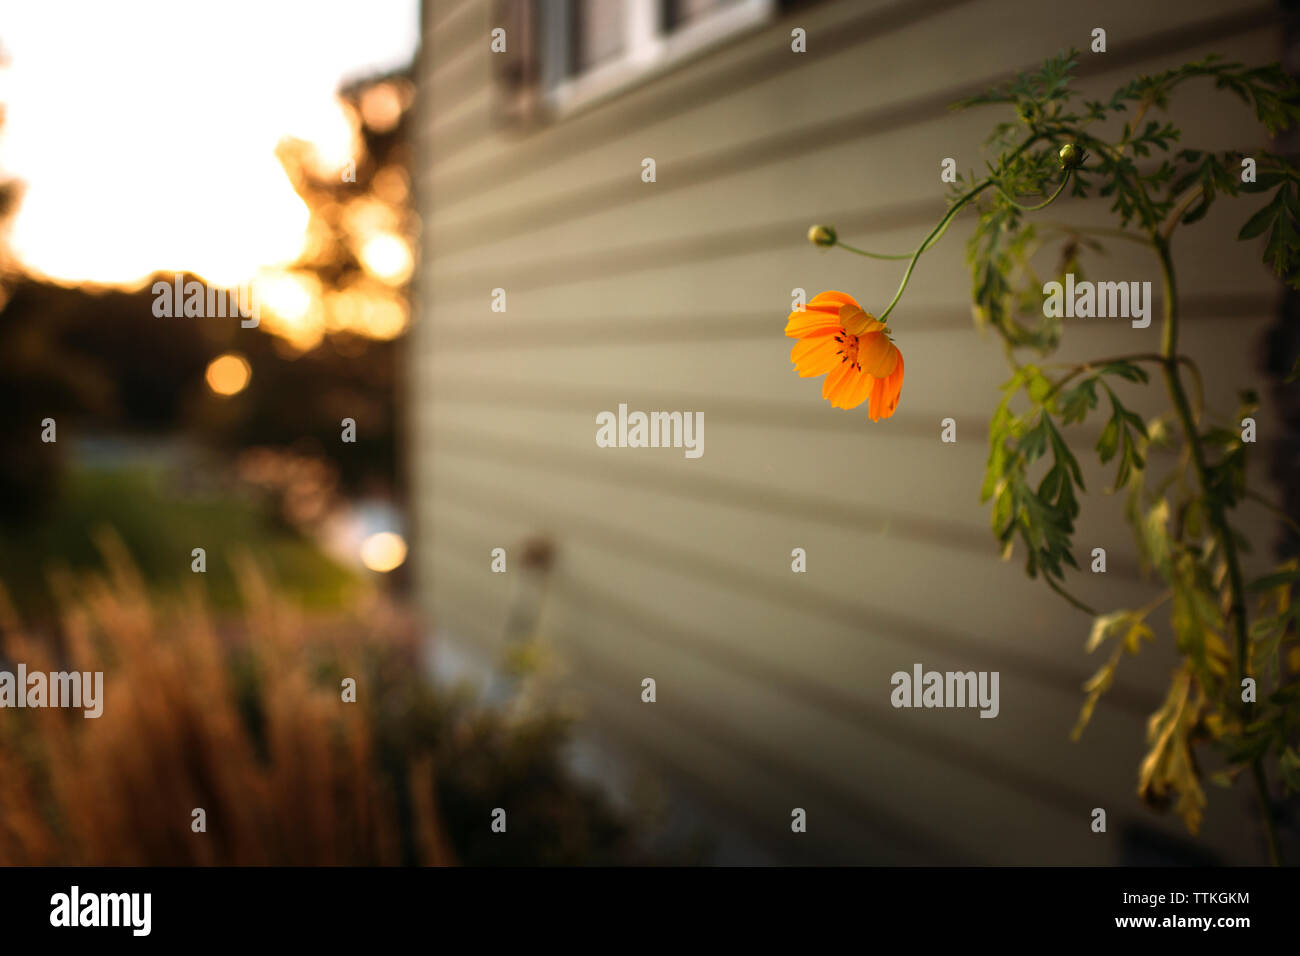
left=1085, top=611, right=1127, bottom=654
left=1124, top=620, right=1154, bottom=655
left=1137, top=669, right=1207, bottom=834
left=1205, top=631, right=1231, bottom=678
left=1072, top=645, right=1123, bottom=741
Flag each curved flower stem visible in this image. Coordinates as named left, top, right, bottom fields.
left=879, top=179, right=994, bottom=322
left=835, top=192, right=982, bottom=262
left=877, top=137, right=1062, bottom=323
left=833, top=242, right=915, bottom=261
left=994, top=169, right=1073, bottom=212
left=1153, top=235, right=1283, bottom=867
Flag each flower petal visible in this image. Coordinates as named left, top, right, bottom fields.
left=832, top=366, right=873, bottom=409
left=867, top=374, right=887, bottom=422
left=857, top=333, right=899, bottom=378
left=785, top=308, right=841, bottom=338
left=821, top=362, right=852, bottom=403
left=822, top=362, right=872, bottom=409
left=808, top=290, right=859, bottom=311
left=868, top=352, right=904, bottom=421
left=790, top=333, right=841, bottom=377
left=838, top=304, right=885, bottom=337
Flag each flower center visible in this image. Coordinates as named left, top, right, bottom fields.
left=834, top=332, right=861, bottom=371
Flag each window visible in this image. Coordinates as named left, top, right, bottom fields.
left=571, top=1, right=628, bottom=74
left=663, top=0, right=740, bottom=31
left=541, top=0, right=775, bottom=116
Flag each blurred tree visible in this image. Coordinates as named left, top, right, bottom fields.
left=164, top=69, right=418, bottom=500
left=0, top=45, right=117, bottom=523
left=0, top=68, right=416, bottom=523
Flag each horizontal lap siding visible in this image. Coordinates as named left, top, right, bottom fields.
left=414, top=0, right=1280, bottom=862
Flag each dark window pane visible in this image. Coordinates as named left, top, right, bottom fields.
left=570, top=0, right=625, bottom=75
left=664, top=0, right=738, bottom=31
left=491, top=0, right=542, bottom=125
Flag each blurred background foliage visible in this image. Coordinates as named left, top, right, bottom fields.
left=0, top=60, right=664, bottom=864
left=0, top=542, right=654, bottom=865
left=0, top=72, right=411, bottom=615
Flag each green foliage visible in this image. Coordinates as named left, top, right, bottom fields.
left=1237, top=168, right=1300, bottom=285
left=956, top=51, right=1300, bottom=853
left=0, top=463, right=356, bottom=619
left=372, top=648, right=665, bottom=866
left=983, top=361, right=1150, bottom=591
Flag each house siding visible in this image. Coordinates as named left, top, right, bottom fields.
left=413, top=0, right=1286, bottom=863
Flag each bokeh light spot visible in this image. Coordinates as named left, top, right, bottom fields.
left=360, top=531, right=407, bottom=572
left=205, top=353, right=252, bottom=396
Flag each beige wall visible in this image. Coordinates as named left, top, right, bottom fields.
left=413, top=0, right=1286, bottom=863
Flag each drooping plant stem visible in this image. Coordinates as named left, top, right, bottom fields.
left=1153, top=235, right=1283, bottom=866
left=993, top=171, right=1073, bottom=212
left=879, top=180, right=994, bottom=322
left=835, top=195, right=979, bottom=263
left=835, top=133, right=1058, bottom=322
left=833, top=241, right=915, bottom=261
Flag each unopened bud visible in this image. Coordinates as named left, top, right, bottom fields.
left=807, top=224, right=837, bottom=247
left=1058, top=143, right=1085, bottom=170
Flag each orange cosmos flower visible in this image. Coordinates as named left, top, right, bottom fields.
left=785, top=291, right=905, bottom=421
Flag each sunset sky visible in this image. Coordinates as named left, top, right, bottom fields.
left=0, top=0, right=419, bottom=289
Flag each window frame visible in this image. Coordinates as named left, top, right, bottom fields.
left=540, top=0, right=776, bottom=118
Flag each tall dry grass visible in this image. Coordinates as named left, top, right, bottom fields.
left=0, top=530, right=453, bottom=865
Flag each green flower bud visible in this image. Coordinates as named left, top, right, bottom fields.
left=1058, top=143, right=1084, bottom=169
left=807, top=224, right=837, bottom=247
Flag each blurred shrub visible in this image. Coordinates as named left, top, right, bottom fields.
left=0, top=534, right=647, bottom=865
left=0, top=464, right=355, bottom=622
